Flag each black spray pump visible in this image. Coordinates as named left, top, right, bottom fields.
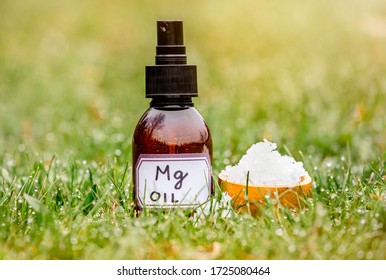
left=156, top=20, right=186, bottom=64
left=146, top=20, right=198, bottom=99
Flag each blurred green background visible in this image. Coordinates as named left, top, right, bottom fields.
left=1, top=0, right=385, bottom=168
left=0, top=0, right=385, bottom=260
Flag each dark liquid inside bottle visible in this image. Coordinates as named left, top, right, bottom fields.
left=132, top=100, right=213, bottom=210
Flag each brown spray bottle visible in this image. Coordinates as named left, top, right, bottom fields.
left=132, top=20, right=213, bottom=210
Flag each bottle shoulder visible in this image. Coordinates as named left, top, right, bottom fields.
left=135, top=107, right=209, bottom=129
left=141, top=106, right=204, bottom=117
left=133, top=106, right=211, bottom=146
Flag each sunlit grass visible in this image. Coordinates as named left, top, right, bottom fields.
left=0, top=0, right=385, bottom=259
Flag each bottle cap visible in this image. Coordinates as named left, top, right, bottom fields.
left=146, top=20, right=198, bottom=98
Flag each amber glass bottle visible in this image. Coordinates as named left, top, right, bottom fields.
left=132, top=20, right=213, bottom=210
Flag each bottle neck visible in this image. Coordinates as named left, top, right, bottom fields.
left=150, top=96, right=194, bottom=108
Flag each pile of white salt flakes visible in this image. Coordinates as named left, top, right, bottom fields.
left=220, top=139, right=309, bottom=186
left=194, top=140, right=309, bottom=222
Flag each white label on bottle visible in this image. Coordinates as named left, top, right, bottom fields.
left=135, top=154, right=212, bottom=209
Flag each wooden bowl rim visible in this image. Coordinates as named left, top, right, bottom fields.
left=218, top=173, right=312, bottom=190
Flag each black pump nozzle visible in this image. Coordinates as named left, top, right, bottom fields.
left=156, top=20, right=187, bottom=65
left=146, top=20, right=198, bottom=98
left=157, top=20, right=184, bottom=45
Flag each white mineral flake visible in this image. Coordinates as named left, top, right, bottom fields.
left=220, top=139, right=309, bottom=186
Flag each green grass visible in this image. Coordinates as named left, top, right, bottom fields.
left=0, top=0, right=385, bottom=259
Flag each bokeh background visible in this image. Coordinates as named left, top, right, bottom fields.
left=0, top=0, right=385, bottom=260
left=1, top=0, right=385, bottom=168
